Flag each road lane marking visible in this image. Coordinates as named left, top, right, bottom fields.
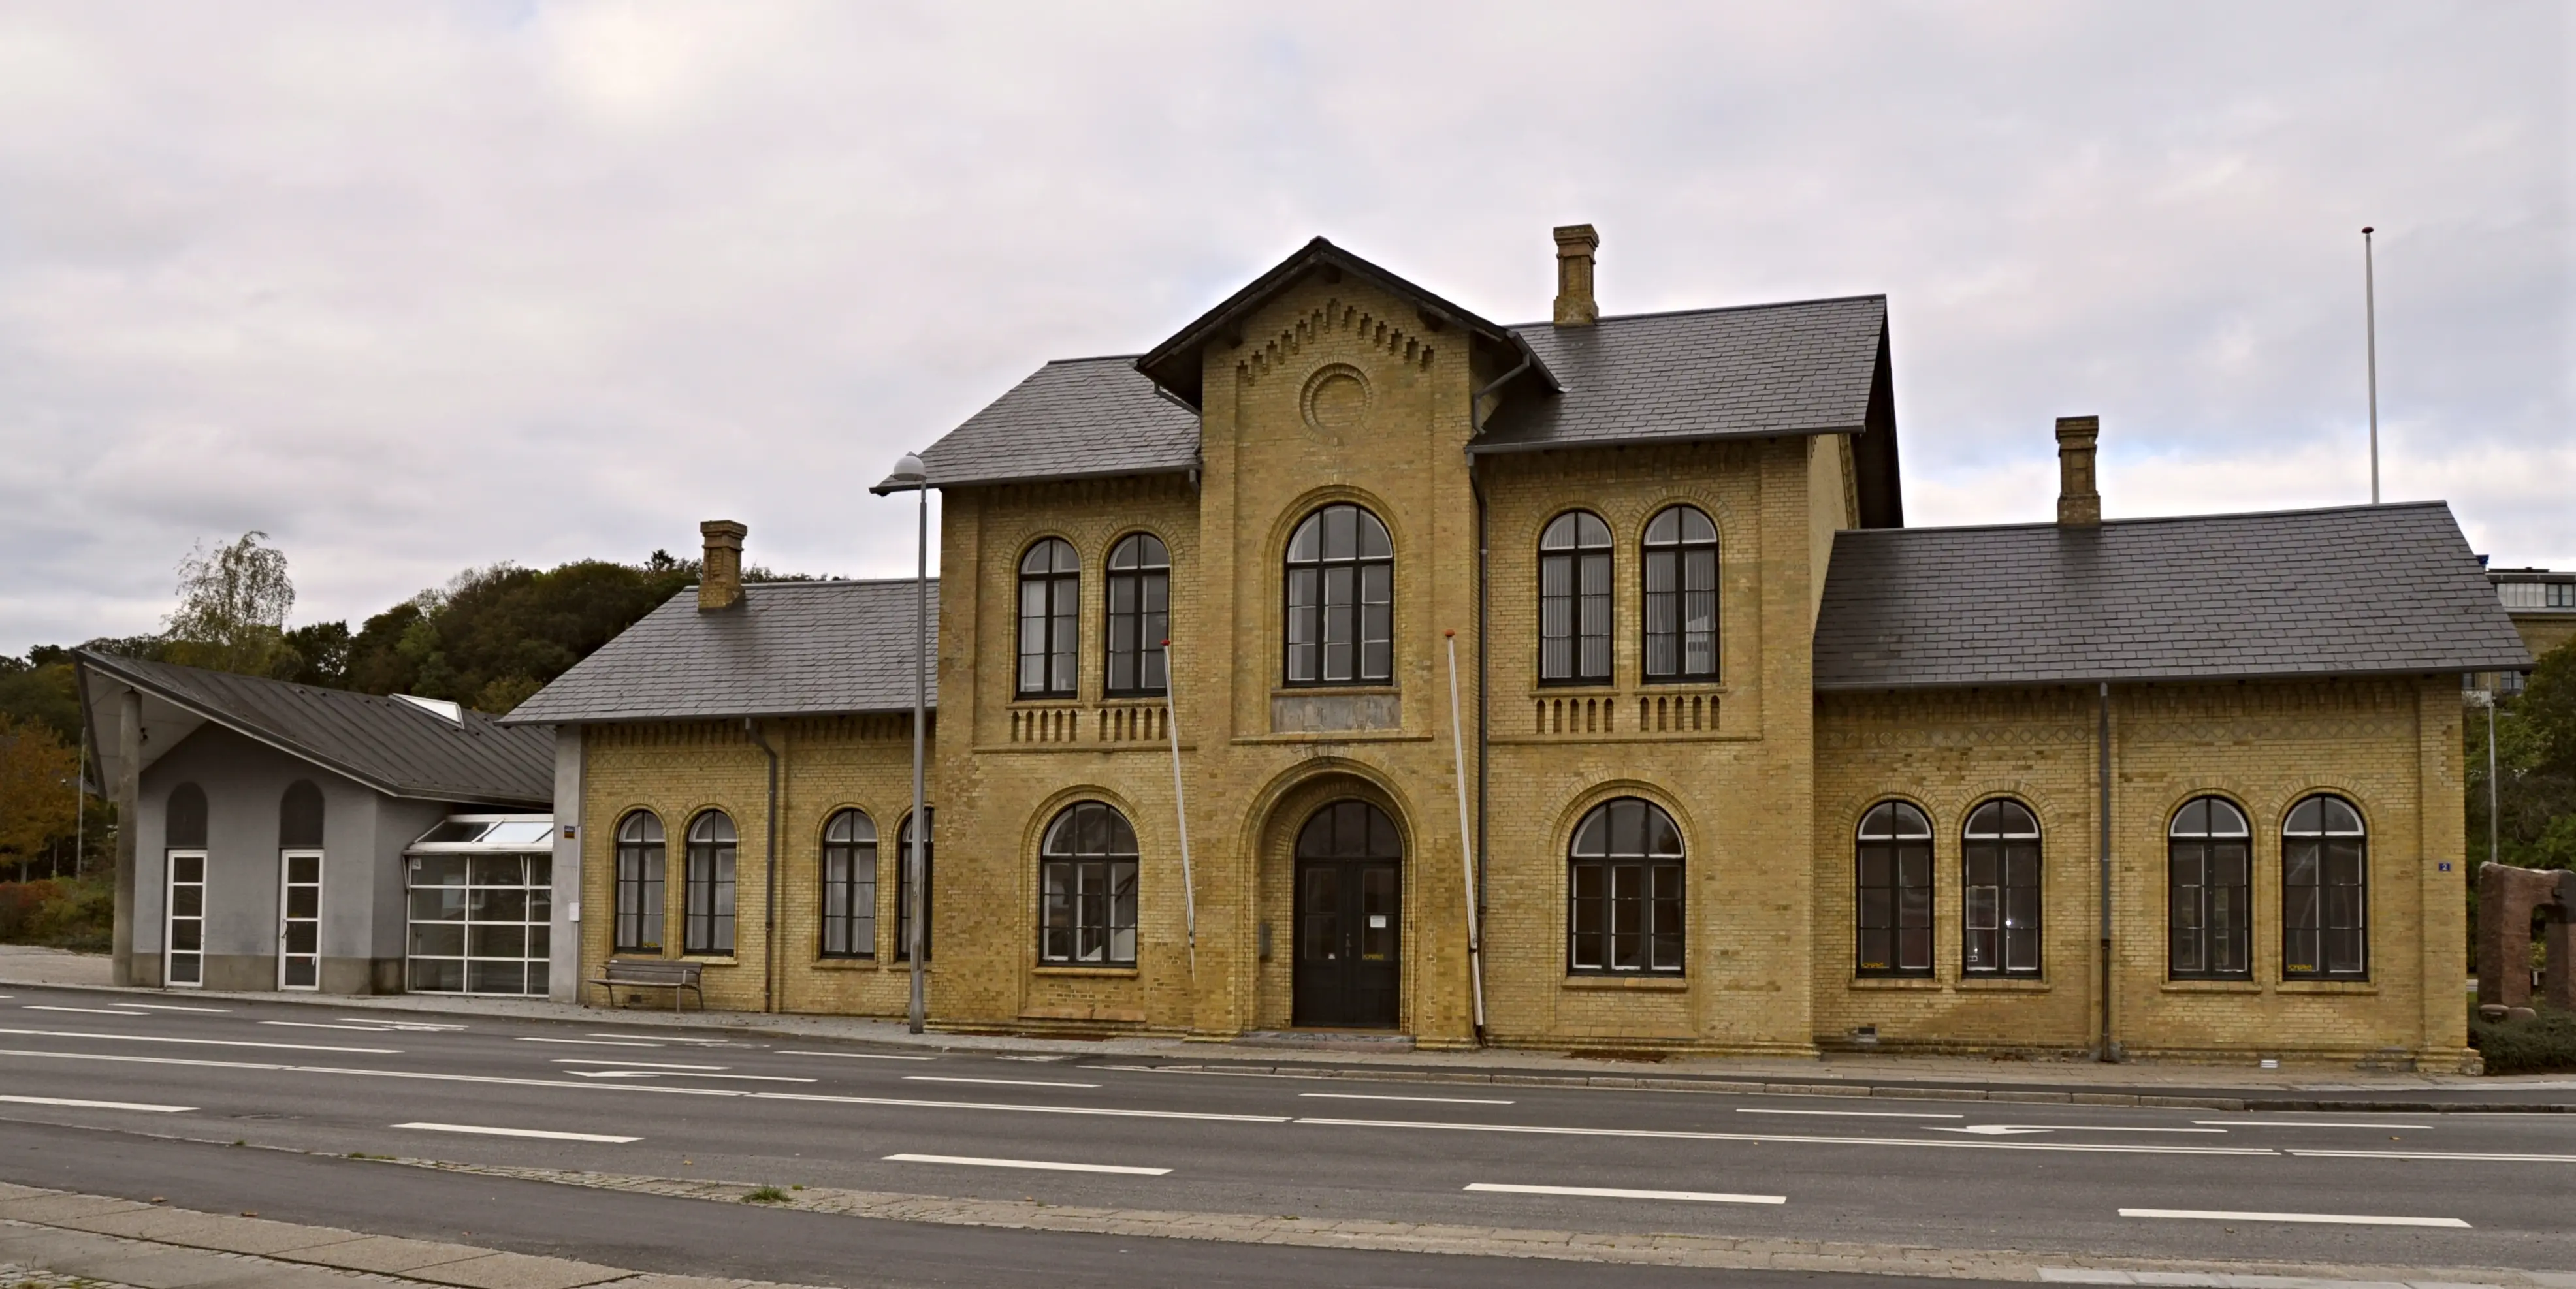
left=396, top=1122, right=640, bottom=1143
left=261, top=1021, right=401, bottom=1032
left=777, top=1049, right=933, bottom=1061
left=905, top=1075, right=1099, bottom=1089
left=568, top=1071, right=817, bottom=1083
left=103, top=1004, right=231, bottom=1013
left=1466, top=1182, right=1783, bottom=1205
left=1931, top=1125, right=2225, bottom=1136
left=2289, top=1149, right=2576, bottom=1163
left=338, top=1019, right=466, bottom=1030
left=884, top=1153, right=1168, bottom=1175
left=2194, top=1121, right=2434, bottom=1130
left=1302, top=1092, right=1516, bottom=1106
left=518, top=1037, right=664, bottom=1047
left=0, top=1028, right=400, bottom=1055
left=0, top=1094, right=193, bottom=1113
left=1738, top=1108, right=1961, bottom=1119
left=596, top=1034, right=730, bottom=1044
left=1293, top=1117, right=2276, bottom=1157
left=24, top=1006, right=148, bottom=1016
left=2118, top=1207, right=2467, bottom=1228
left=552, top=1058, right=730, bottom=1070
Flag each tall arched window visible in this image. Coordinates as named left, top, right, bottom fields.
left=1285, top=503, right=1393, bottom=686
left=2283, top=795, right=2366, bottom=979
left=1018, top=538, right=1080, bottom=697
left=167, top=783, right=208, bottom=848
left=1856, top=801, right=1933, bottom=976
left=2168, top=797, right=2251, bottom=980
left=1567, top=798, right=1684, bottom=974
left=1642, top=505, right=1719, bottom=681
left=613, top=811, right=664, bottom=953
left=280, top=780, right=325, bottom=848
left=683, top=810, right=736, bottom=955
left=1105, top=533, right=1170, bottom=697
left=1540, top=511, right=1613, bottom=684
left=896, top=810, right=932, bottom=961
left=1962, top=799, right=2040, bottom=977
left=1039, top=801, right=1140, bottom=964
left=820, top=809, right=876, bottom=959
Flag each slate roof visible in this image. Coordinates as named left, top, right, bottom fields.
left=74, top=651, right=553, bottom=805
left=1474, top=296, right=1890, bottom=455
left=1812, top=501, right=2536, bottom=690
left=894, top=357, right=1200, bottom=491
left=504, top=579, right=939, bottom=724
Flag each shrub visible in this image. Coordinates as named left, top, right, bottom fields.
left=0, top=876, right=113, bottom=952
left=2470, top=1007, right=2576, bottom=1075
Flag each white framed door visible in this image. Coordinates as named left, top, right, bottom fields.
left=278, top=850, right=322, bottom=990
left=165, top=851, right=206, bottom=988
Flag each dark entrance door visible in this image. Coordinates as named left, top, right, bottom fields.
left=1292, top=800, right=1402, bottom=1028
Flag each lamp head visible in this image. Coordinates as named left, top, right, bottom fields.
left=888, top=451, right=927, bottom=485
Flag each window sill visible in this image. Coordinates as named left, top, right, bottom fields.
left=1534, top=682, right=1618, bottom=694
left=1032, top=964, right=1140, bottom=978
left=1848, top=976, right=1942, bottom=990
left=1010, top=697, right=1082, bottom=707
left=2161, top=979, right=2261, bottom=993
left=679, top=955, right=739, bottom=967
left=1272, top=684, right=1400, bottom=697
left=808, top=956, right=880, bottom=970
left=1562, top=973, right=1688, bottom=991
left=2276, top=978, right=2376, bottom=994
left=1955, top=976, right=2050, bottom=992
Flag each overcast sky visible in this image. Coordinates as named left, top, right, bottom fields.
left=1, top=2, right=2567, bottom=654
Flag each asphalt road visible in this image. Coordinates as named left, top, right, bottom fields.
left=0, top=983, right=2569, bottom=1284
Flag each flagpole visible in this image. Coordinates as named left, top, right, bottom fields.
left=1444, top=630, right=1486, bottom=1038
left=1159, top=638, right=1196, bottom=972
left=2364, top=226, right=2380, bottom=505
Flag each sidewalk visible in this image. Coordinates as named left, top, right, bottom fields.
left=5, top=946, right=2567, bottom=1111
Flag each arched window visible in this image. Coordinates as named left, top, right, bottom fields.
left=2283, top=795, right=2366, bottom=979
left=1105, top=533, right=1170, bottom=697
left=167, top=782, right=208, bottom=848
left=1285, top=503, right=1393, bottom=686
left=820, top=809, right=876, bottom=959
left=613, top=811, right=664, bottom=953
left=280, top=780, right=325, bottom=848
left=1963, top=799, right=2040, bottom=977
left=1568, top=798, right=1684, bottom=974
left=1642, top=505, right=1718, bottom=681
left=1856, top=801, right=1933, bottom=976
left=896, top=810, right=932, bottom=961
left=1039, top=801, right=1140, bottom=964
left=1018, top=538, right=1080, bottom=697
left=683, top=811, right=736, bottom=955
left=2168, top=797, right=2251, bottom=979
left=1540, top=511, right=1613, bottom=684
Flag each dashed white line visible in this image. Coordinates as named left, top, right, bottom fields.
left=551, top=1058, right=730, bottom=1070
left=905, top=1075, right=1099, bottom=1089
left=884, top=1153, right=1168, bottom=1175
left=2289, top=1148, right=2576, bottom=1163
left=1737, top=1107, right=1963, bottom=1119
left=568, top=1070, right=816, bottom=1083
left=1294, top=1116, right=2276, bottom=1157
left=596, top=1034, right=729, bottom=1044
left=777, top=1049, right=933, bottom=1061
left=104, top=1004, right=230, bottom=1013
left=1301, top=1092, right=1517, bottom=1106
left=2193, top=1121, right=2434, bottom=1130
left=339, top=1019, right=466, bottom=1030
left=517, top=1037, right=664, bottom=1048
left=1466, top=1182, right=1784, bottom=1205
left=2118, top=1207, right=2467, bottom=1228
left=24, top=1006, right=147, bottom=1017
left=0, top=1094, right=193, bottom=1113
left=394, top=1122, right=639, bottom=1143
left=0, top=1028, right=399, bottom=1055
left=260, top=1021, right=400, bottom=1033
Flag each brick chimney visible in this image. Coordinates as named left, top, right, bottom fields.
left=698, top=520, right=747, bottom=611
left=2055, top=417, right=2101, bottom=528
left=1553, top=224, right=1600, bottom=327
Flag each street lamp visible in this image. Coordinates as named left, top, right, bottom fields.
left=2468, top=686, right=2499, bottom=874
left=882, top=451, right=930, bottom=1034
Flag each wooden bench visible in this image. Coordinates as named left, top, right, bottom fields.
left=588, top=958, right=705, bottom=1012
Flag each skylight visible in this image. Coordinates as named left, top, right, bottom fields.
left=394, top=694, right=465, bottom=724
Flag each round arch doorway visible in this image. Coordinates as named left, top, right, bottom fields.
left=1292, top=800, right=1403, bottom=1028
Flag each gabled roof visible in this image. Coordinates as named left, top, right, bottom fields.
left=889, top=356, right=1200, bottom=492
left=1135, top=236, right=1551, bottom=409
left=504, top=579, right=939, bottom=724
left=75, top=652, right=553, bottom=807
left=1812, top=501, right=2535, bottom=690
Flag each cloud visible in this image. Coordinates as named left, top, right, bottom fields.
left=0, top=1, right=2564, bottom=652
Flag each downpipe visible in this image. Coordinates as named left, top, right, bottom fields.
left=747, top=718, right=781, bottom=1015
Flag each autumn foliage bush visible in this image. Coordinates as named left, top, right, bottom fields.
left=0, top=876, right=111, bottom=953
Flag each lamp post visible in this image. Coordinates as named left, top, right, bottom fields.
left=884, top=451, right=930, bottom=1034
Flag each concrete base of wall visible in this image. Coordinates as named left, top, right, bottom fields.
left=319, top=957, right=404, bottom=995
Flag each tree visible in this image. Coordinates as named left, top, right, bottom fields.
left=2471, top=637, right=2576, bottom=872
left=0, top=716, right=78, bottom=873
left=163, top=532, right=296, bottom=677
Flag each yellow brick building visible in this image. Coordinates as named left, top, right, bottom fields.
left=509, top=230, right=2532, bottom=1068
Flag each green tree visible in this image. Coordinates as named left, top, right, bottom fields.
left=163, top=532, right=296, bottom=677
left=0, top=716, right=78, bottom=875
left=2470, top=637, right=2576, bottom=872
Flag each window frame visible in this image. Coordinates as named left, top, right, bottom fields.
left=1539, top=511, right=1615, bottom=686
left=1282, top=503, right=1394, bottom=687
left=1016, top=537, right=1081, bottom=699
left=1038, top=801, right=1142, bottom=966
left=820, top=808, right=877, bottom=960
left=1961, top=798, right=2042, bottom=978
left=2281, top=793, right=2368, bottom=981
left=612, top=810, right=664, bottom=954
left=1104, top=532, right=1171, bottom=698
left=1641, top=505, right=1720, bottom=683
left=2167, top=795, right=2253, bottom=981
left=1566, top=797, right=1686, bottom=975
left=1856, top=800, right=1935, bottom=978
left=683, top=810, right=737, bottom=957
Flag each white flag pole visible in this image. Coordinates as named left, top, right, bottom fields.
left=1161, top=637, right=1196, bottom=973
left=1444, top=630, right=1487, bottom=1036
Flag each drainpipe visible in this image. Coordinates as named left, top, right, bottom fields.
left=747, top=718, right=781, bottom=1015
left=2097, top=682, right=2116, bottom=1062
